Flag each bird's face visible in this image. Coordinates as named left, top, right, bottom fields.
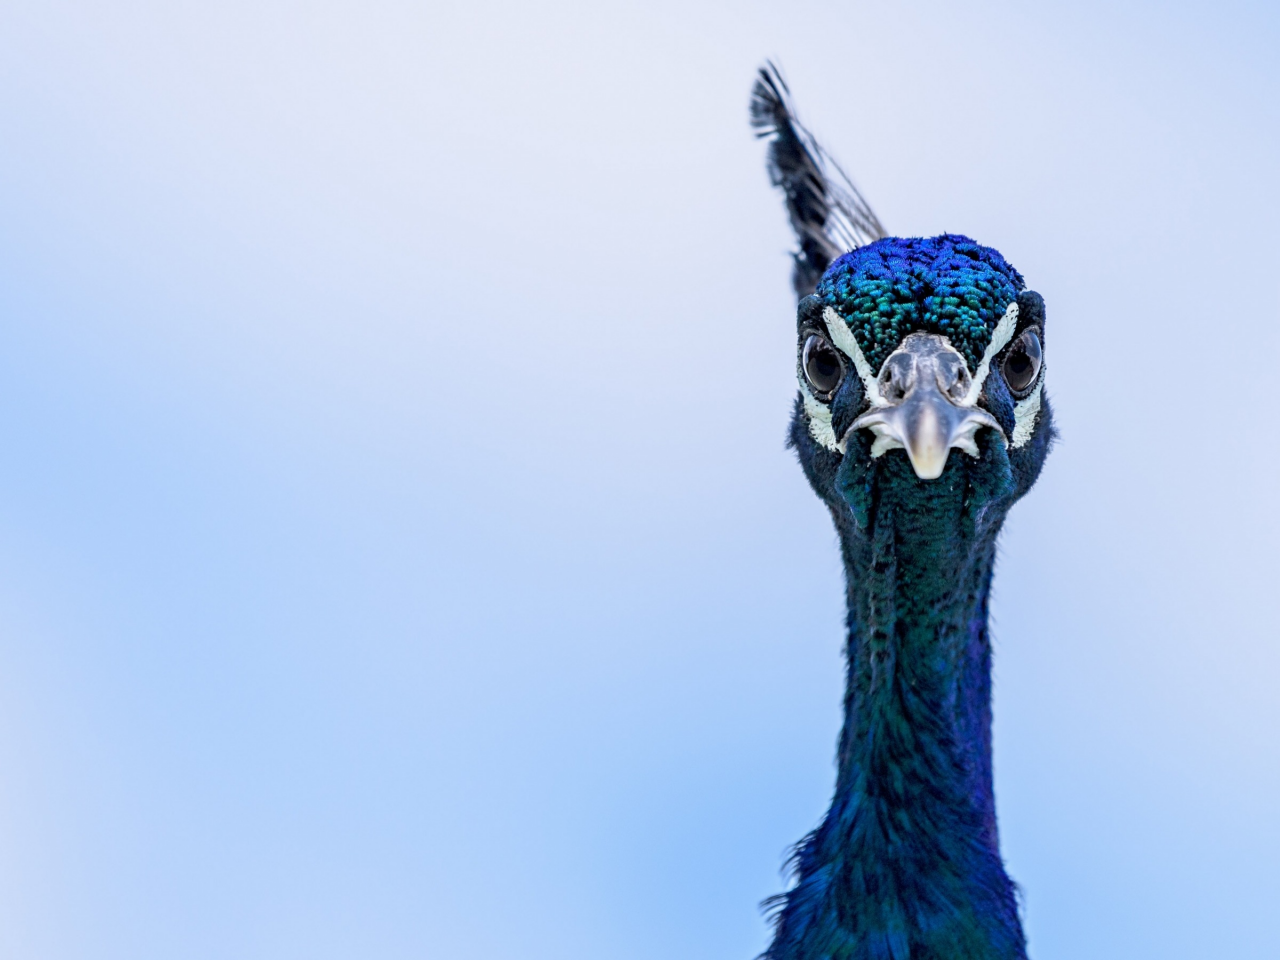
left=790, top=237, right=1052, bottom=529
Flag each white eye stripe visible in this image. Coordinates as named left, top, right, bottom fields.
left=799, top=378, right=842, bottom=452
left=1010, top=373, right=1044, bottom=449
left=821, top=307, right=887, bottom=407
left=961, top=301, right=1019, bottom=407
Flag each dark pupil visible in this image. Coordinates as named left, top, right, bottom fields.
left=803, top=335, right=843, bottom=395
left=1003, top=330, right=1042, bottom=392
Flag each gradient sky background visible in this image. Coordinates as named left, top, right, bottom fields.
left=0, top=1, right=1277, bottom=958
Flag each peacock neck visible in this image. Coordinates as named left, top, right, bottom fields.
left=767, top=461, right=1026, bottom=959
left=834, top=488, right=1002, bottom=856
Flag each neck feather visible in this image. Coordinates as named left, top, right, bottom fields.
left=766, top=461, right=1027, bottom=960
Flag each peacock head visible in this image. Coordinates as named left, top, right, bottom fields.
left=792, top=235, right=1053, bottom=526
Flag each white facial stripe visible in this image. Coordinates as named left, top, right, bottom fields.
left=961, top=301, right=1019, bottom=407
left=822, top=307, right=888, bottom=407
left=802, top=300, right=1040, bottom=453
left=799, top=378, right=842, bottom=452
left=1011, top=375, right=1043, bottom=448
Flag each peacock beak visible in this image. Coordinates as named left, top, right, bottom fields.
left=843, top=333, right=1005, bottom=480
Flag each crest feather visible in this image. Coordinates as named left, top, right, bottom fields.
left=750, top=62, right=886, bottom=299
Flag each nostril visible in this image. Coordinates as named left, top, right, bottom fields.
left=935, top=356, right=971, bottom=402
left=879, top=354, right=914, bottom=402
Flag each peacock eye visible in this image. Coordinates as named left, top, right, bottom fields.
left=802, top=333, right=845, bottom=399
left=1002, top=328, right=1042, bottom=396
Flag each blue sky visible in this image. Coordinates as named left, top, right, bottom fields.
left=0, top=1, right=1277, bottom=957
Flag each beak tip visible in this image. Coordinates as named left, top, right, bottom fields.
left=906, top=449, right=949, bottom=480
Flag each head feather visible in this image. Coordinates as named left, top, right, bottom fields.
left=750, top=62, right=886, bottom=299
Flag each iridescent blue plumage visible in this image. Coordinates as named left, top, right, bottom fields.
left=752, top=66, right=1054, bottom=960
left=817, top=236, right=1025, bottom=371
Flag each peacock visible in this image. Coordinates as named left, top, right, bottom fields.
left=749, top=64, right=1054, bottom=960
